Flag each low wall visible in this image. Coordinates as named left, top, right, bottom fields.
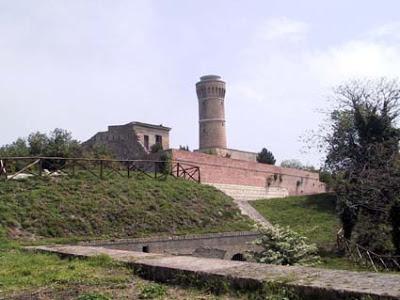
left=197, top=147, right=257, bottom=162
left=170, top=150, right=326, bottom=198
left=30, top=245, right=400, bottom=299
left=80, top=231, right=260, bottom=260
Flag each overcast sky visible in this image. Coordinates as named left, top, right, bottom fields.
left=1, top=0, right=400, bottom=166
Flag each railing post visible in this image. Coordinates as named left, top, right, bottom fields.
left=177, top=162, right=180, bottom=177
left=0, top=159, right=5, bottom=179
left=127, top=163, right=130, bottom=178
left=197, top=167, right=201, bottom=183
left=38, top=158, right=43, bottom=176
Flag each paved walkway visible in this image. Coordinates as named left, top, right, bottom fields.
left=27, top=245, right=400, bottom=300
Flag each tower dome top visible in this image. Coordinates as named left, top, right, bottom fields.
left=200, top=75, right=222, bottom=81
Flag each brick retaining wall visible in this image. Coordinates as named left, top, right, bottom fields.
left=170, top=150, right=326, bottom=196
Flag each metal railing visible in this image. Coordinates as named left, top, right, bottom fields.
left=0, top=157, right=201, bottom=183
left=337, top=228, right=400, bottom=272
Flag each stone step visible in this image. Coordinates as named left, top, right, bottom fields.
left=208, top=183, right=288, bottom=201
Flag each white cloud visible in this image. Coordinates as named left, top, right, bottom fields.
left=229, top=19, right=400, bottom=166
left=309, top=40, right=400, bottom=87
left=368, top=21, right=400, bottom=41
left=256, top=17, right=309, bottom=42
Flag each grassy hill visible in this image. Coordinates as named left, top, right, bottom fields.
left=0, top=174, right=254, bottom=242
left=0, top=174, right=255, bottom=298
left=251, top=194, right=339, bottom=250
left=250, top=194, right=370, bottom=271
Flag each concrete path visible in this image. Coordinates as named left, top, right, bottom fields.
left=27, top=245, right=400, bottom=300
left=234, top=199, right=273, bottom=228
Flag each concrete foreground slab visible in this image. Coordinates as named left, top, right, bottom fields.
left=26, top=245, right=400, bottom=300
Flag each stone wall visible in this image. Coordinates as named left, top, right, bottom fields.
left=83, top=125, right=148, bottom=160
left=82, top=231, right=260, bottom=260
left=170, top=149, right=326, bottom=198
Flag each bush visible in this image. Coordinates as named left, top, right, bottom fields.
left=248, top=225, right=320, bottom=266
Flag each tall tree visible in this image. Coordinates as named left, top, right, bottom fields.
left=323, top=78, right=400, bottom=254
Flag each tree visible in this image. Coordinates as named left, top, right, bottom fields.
left=46, top=128, right=81, bottom=157
left=0, top=138, right=29, bottom=157
left=0, top=128, right=81, bottom=159
left=322, top=78, right=400, bottom=254
left=150, top=143, right=163, bottom=153
left=280, top=159, right=303, bottom=169
left=28, top=132, right=49, bottom=156
left=256, top=148, right=276, bottom=165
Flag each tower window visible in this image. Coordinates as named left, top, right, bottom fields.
left=155, top=135, right=162, bottom=145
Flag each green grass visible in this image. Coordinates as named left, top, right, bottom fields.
left=250, top=194, right=374, bottom=271
left=0, top=174, right=254, bottom=242
left=0, top=173, right=255, bottom=297
left=0, top=174, right=256, bottom=298
left=251, top=194, right=339, bottom=250
left=0, top=249, right=131, bottom=295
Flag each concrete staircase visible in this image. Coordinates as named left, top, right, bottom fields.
left=234, top=199, right=272, bottom=228
left=209, top=183, right=288, bottom=201
left=206, top=183, right=276, bottom=228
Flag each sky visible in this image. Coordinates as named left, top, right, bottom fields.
left=1, top=0, right=400, bottom=166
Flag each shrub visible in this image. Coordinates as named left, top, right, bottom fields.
left=248, top=225, right=320, bottom=266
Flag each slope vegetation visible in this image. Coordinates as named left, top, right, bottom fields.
left=251, top=194, right=338, bottom=249
left=250, top=194, right=372, bottom=270
left=0, top=174, right=254, bottom=241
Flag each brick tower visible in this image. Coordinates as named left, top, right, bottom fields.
left=196, top=75, right=227, bottom=150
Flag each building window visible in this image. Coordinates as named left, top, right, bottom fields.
left=155, top=135, right=162, bottom=145
left=144, top=135, right=149, bottom=150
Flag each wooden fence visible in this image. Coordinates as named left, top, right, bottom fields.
left=337, top=228, right=400, bottom=272
left=0, top=157, right=201, bottom=183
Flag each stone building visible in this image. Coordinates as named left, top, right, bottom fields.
left=83, top=121, right=170, bottom=159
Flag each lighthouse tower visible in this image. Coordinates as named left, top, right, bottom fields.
left=196, top=75, right=227, bottom=150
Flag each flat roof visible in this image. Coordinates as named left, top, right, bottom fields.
left=125, top=121, right=171, bottom=131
